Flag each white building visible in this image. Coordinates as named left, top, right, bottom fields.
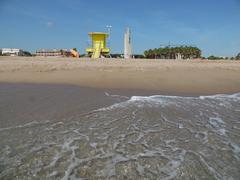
left=124, top=28, right=132, bottom=59
left=1, top=48, right=24, bottom=56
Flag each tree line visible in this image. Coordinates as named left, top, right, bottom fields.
left=144, top=46, right=202, bottom=59
left=205, top=53, right=240, bottom=60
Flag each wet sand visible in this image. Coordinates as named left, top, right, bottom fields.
left=1, top=56, right=240, bottom=95
left=0, top=83, right=161, bottom=129
left=0, top=83, right=120, bottom=128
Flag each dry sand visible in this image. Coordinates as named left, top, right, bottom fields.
left=1, top=56, right=240, bottom=95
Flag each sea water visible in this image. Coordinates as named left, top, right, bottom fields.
left=0, top=93, right=240, bottom=179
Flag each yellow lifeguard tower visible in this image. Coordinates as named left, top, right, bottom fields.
left=86, top=32, right=110, bottom=58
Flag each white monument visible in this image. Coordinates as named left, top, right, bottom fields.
left=124, top=28, right=132, bottom=59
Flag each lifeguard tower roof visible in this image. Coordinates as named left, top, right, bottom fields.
left=88, top=32, right=109, bottom=37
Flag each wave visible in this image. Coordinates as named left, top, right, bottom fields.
left=96, top=92, right=240, bottom=112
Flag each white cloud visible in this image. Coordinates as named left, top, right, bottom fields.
left=46, top=21, right=54, bottom=28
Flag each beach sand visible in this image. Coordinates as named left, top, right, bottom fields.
left=1, top=56, right=240, bottom=95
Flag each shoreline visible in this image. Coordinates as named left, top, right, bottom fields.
left=1, top=82, right=240, bottom=97
left=0, top=82, right=238, bottom=129
left=1, top=56, right=240, bottom=95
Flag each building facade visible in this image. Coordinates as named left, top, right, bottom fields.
left=36, top=49, right=62, bottom=57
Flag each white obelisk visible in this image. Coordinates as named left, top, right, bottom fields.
left=124, top=28, right=132, bottom=59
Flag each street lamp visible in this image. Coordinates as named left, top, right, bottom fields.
left=106, top=25, right=112, bottom=48
left=106, top=25, right=112, bottom=35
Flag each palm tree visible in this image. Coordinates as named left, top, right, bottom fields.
left=144, top=46, right=201, bottom=60
left=236, top=53, right=240, bottom=60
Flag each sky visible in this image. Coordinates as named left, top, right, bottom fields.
left=0, top=0, right=239, bottom=57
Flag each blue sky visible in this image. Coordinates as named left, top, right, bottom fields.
left=0, top=0, right=239, bottom=56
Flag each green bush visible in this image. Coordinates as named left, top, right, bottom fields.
left=207, top=55, right=224, bottom=60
